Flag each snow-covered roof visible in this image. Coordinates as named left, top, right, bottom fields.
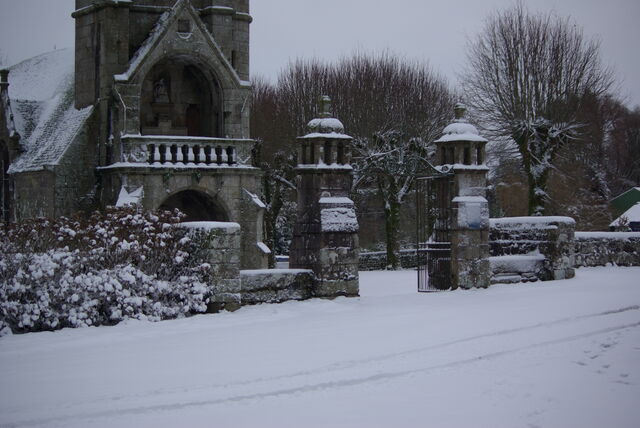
left=7, top=49, right=93, bottom=174
left=610, top=202, right=640, bottom=227
left=301, top=95, right=351, bottom=139
left=299, top=131, right=352, bottom=140
left=307, top=117, right=345, bottom=134
left=434, top=121, right=488, bottom=143
left=435, top=103, right=487, bottom=144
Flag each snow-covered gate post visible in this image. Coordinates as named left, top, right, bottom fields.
left=433, top=104, right=490, bottom=289
left=289, top=96, right=360, bottom=298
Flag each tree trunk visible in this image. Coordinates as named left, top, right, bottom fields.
left=262, top=176, right=285, bottom=269
left=527, top=169, right=550, bottom=216
left=516, top=134, right=548, bottom=216
left=383, top=198, right=401, bottom=270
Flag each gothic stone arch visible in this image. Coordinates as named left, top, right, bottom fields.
left=140, top=56, right=224, bottom=138
left=159, top=188, right=229, bottom=222
left=112, top=0, right=251, bottom=140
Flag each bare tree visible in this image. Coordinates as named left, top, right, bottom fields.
left=462, top=2, right=614, bottom=215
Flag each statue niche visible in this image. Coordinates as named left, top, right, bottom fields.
left=140, top=59, right=222, bottom=137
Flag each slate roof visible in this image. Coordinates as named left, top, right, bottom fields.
left=7, top=49, right=93, bottom=174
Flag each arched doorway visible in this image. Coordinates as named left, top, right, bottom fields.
left=159, top=190, right=229, bottom=222
left=140, top=57, right=222, bottom=137
left=0, top=141, right=10, bottom=223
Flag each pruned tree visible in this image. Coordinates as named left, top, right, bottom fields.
left=353, top=131, right=433, bottom=269
left=462, top=2, right=614, bottom=215
left=341, top=53, right=453, bottom=268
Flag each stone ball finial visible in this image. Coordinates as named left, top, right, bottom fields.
left=454, top=103, right=467, bottom=120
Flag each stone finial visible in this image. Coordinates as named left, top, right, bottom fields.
left=319, top=95, right=332, bottom=118
left=454, top=103, right=467, bottom=120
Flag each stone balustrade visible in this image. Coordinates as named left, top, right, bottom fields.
left=121, top=135, right=254, bottom=167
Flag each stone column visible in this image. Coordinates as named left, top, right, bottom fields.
left=289, top=96, right=359, bottom=298
left=435, top=104, right=491, bottom=289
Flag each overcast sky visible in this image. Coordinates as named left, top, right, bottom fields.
left=1, top=0, right=639, bottom=108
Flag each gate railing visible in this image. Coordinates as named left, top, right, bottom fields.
left=417, top=168, right=454, bottom=292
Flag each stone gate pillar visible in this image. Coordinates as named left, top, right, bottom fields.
left=289, top=96, right=359, bottom=298
left=434, top=104, right=490, bottom=289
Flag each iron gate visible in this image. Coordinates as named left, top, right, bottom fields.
left=416, top=171, right=454, bottom=292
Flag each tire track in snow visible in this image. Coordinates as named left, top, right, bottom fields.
left=7, top=304, right=638, bottom=422
left=5, top=320, right=640, bottom=428
left=87, top=305, right=640, bottom=399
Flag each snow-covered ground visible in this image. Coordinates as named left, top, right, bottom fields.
left=1, top=267, right=639, bottom=428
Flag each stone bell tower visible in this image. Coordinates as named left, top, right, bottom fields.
left=289, top=96, right=360, bottom=298
left=434, top=104, right=490, bottom=289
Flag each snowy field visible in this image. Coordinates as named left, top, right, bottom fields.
left=1, top=267, right=639, bottom=428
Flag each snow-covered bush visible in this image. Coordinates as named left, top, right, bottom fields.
left=0, top=207, right=212, bottom=334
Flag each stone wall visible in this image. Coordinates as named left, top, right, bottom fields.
left=360, top=217, right=578, bottom=285
left=101, top=166, right=267, bottom=270
left=13, top=171, right=56, bottom=220
left=359, top=249, right=419, bottom=271
left=180, top=221, right=243, bottom=311
left=353, top=188, right=417, bottom=252
left=574, top=232, right=640, bottom=267
left=489, top=216, right=575, bottom=281
left=240, top=269, right=315, bottom=306
left=179, top=222, right=326, bottom=310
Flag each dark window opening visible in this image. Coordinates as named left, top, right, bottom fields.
left=231, top=50, right=238, bottom=70
left=324, top=141, right=332, bottom=164
left=447, top=147, right=455, bottom=164
left=477, top=146, right=483, bottom=165
left=94, top=23, right=101, bottom=100
left=463, top=147, right=471, bottom=165
left=178, top=19, right=191, bottom=33
left=186, top=104, right=200, bottom=137
left=337, top=142, right=345, bottom=164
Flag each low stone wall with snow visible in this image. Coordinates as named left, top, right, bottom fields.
left=359, top=249, right=419, bottom=271
left=489, top=216, right=575, bottom=282
left=240, top=269, right=315, bottom=306
left=574, top=232, right=640, bottom=267
left=490, top=254, right=546, bottom=284
left=180, top=222, right=242, bottom=311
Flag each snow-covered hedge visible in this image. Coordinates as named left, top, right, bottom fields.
left=0, top=207, right=212, bottom=335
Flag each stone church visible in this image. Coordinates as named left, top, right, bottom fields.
left=0, top=0, right=269, bottom=269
